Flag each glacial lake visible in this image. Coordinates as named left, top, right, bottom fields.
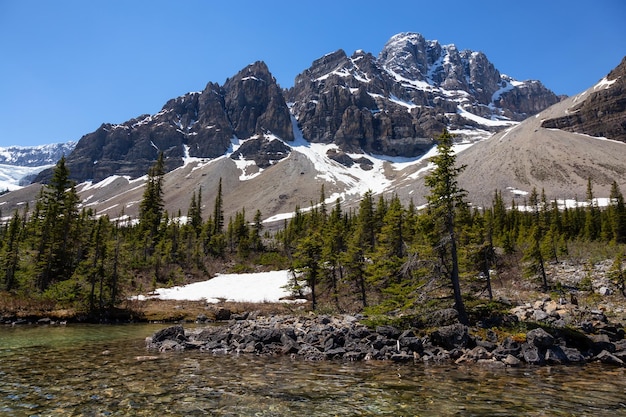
left=1, top=323, right=625, bottom=416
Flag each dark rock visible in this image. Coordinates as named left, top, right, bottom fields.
left=326, top=149, right=355, bottom=167
left=325, top=347, right=347, bottom=359
left=430, top=324, right=470, bottom=350
left=595, top=350, right=624, bottom=366
left=214, top=307, right=231, bottom=321
left=542, top=56, right=626, bottom=143
left=561, top=347, right=586, bottom=363
left=588, top=333, right=616, bottom=354
left=426, top=308, right=460, bottom=327
left=159, top=339, right=184, bottom=352
left=230, top=136, right=291, bottom=168
left=455, top=346, right=491, bottom=364
left=526, top=328, right=555, bottom=348
left=151, top=325, right=187, bottom=343
left=544, top=346, right=569, bottom=364
left=399, top=336, right=423, bottom=353
left=476, top=340, right=497, bottom=351
left=375, top=325, right=401, bottom=339
left=521, top=343, right=544, bottom=365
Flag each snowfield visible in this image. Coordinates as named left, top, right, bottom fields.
left=133, top=270, right=301, bottom=303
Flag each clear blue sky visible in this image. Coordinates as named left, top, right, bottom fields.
left=1, top=0, right=624, bottom=147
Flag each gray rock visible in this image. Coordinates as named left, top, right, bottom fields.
left=526, top=328, right=555, bottom=348
left=502, top=354, right=521, bottom=367
left=544, top=346, right=569, bottom=364
left=430, top=324, right=470, bottom=350
left=521, top=343, right=544, bottom=365
left=595, top=350, right=624, bottom=365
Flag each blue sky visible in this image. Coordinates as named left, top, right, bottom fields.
left=0, top=0, right=624, bottom=147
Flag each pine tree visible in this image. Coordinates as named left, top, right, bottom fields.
left=424, top=129, right=468, bottom=324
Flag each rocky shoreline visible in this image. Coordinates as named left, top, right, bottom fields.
left=146, top=306, right=626, bottom=367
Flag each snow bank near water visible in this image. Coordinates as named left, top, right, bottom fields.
left=133, top=270, right=298, bottom=303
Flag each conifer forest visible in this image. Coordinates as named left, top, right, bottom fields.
left=1, top=131, right=625, bottom=321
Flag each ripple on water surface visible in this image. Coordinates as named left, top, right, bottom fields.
left=1, top=324, right=625, bottom=416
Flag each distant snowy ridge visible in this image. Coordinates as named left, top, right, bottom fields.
left=0, top=142, right=76, bottom=166
left=0, top=142, right=76, bottom=192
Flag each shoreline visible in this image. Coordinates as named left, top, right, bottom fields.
left=144, top=307, right=626, bottom=368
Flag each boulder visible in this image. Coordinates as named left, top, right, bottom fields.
left=430, top=324, right=470, bottom=350
left=521, top=343, right=544, bottom=365
left=595, top=350, right=624, bottom=365
left=526, top=328, right=555, bottom=349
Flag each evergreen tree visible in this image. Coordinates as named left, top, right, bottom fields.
left=524, top=187, right=548, bottom=291
left=34, top=156, right=81, bottom=291
left=322, top=198, right=346, bottom=309
left=369, top=195, right=405, bottom=288
left=250, top=209, right=264, bottom=252
left=609, top=181, right=626, bottom=244
left=293, top=232, right=322, bottom=310
left=1, top=211, right=22, bottom=291
left=138, top=152, right=166, bottom=248
left=424, top=129, right=468, bottom=324
left=213, top=178, right=224, bottom=236
left=187, top=188, right=203, bottom=237
left=584, top=178, right=601, bottom=240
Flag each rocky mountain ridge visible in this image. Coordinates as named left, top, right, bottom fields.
left=2, top=35, right=623, bottom=227
left=541, top=56, right=626, bottom=142
left=34, top=32, right=559, bottom=184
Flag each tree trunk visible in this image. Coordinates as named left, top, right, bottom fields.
left=449, top=225, right=468, bottom=325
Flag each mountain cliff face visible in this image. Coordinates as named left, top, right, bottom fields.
left=3, top=52, right=625, bottom=227
left=36, top=62, right=292, bottom=183
left=33, top=32, right=560, bottom=184
left=287, top=32, right=560, bottom=157
left=541, top=56, right=626, bottom=142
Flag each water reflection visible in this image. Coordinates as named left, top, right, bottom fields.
left=1, top=324, right=625, bottom=416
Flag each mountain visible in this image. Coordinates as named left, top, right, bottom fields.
left=541, top=56, right=626, bottom=143
left=5, top=34, right=622, bottom=225
left=0, top=142, right=76, bottom=191
left=287, top=32, right=559, bottom=159
left=450, top=58, right=626, bottom=207
left=33, top=32, right=558, bottom=185
left=0, top=142, right=76, bottom=167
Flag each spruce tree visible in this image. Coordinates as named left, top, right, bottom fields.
left=138, top=152, right=166, bottom=248
left=609, top=181, right=626, bottom=244
left=424, top=129, right=468, bottom=324
left=34, top=156, right=81, bottom=291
